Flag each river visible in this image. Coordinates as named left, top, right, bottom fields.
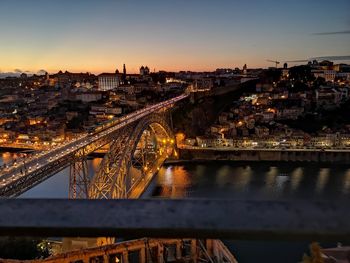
left=1, top=151, right=349, bottom=262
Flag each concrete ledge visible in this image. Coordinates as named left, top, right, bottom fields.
left=0, top=199, right=349, bottom=241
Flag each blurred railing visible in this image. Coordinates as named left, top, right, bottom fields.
left=0, top=199, right=349, bottom=241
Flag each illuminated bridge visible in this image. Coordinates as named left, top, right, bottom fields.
left=0, top=94, right=188, bottom=198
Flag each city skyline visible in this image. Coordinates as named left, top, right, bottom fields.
left=1, top=0, right=350, bottom=74
left=1, top=1, right=350, bottom=261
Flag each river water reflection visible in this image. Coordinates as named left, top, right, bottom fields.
left=148, top=162, right=350, bottom=201
left=147, top=161, right=349, bottom=263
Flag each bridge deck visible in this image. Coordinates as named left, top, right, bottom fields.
left=0, top=94, right=188, bottom=197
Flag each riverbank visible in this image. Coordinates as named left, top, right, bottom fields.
left=0, top=147, right=35, bottom=153
left=177, top=147, right=350, bottom=163
left=164, top=158, right=350, bottom=165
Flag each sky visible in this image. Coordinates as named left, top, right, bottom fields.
left=0, top=0, right=349, bottom=74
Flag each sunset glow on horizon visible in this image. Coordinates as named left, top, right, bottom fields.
left=1, top=0, right=350, bottom=74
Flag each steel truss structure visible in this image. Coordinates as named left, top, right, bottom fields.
left=0, top=113, right=174, bottom=199
left=88, top=113, right=174, bottom=199
left=69, top=157, right=89, bottom=199
left=0, top=95, right=187, bottom=198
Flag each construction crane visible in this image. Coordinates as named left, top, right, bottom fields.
left=267, top=59, right=280, bottom=68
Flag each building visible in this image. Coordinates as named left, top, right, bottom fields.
left=311, top=69, right=350, bottom=82
left=75, top=92, right=102, bottom=103
left=276, top=107, right=304, bottom=120
left=337, top=72, right=350, bottom=81
left=243, top=64, right=247, bottom=75
left=258, top=110, right=275, bottom=122
left=98, top=71, right=120, bottom=91
left=121, top=63, right=127, bottom=84
left=255, top=126, right=269, bottom=137
left=196, top=135, right=217, bottom=147
left=315, top=88, right=342, bottom=109
left=74, top=81, right=93, bottom=89
left=282, top=63, right=289, bottom=78
left=140, top=66, right=150, bottom=76
left=191, top=78, right=214, bottom=92
left=321, top=245, right=350, bottom=263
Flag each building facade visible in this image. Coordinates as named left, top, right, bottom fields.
left=98, top=72, right=119, bottom=91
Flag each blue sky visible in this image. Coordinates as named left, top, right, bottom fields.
left=0, top=0, right=349, bottom=73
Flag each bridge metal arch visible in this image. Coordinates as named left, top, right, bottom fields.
left=89, top=113, right=174, bottom=199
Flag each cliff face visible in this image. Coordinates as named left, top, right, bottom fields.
left=172, top=97, right=216, bottom=137
left=172, top=81, right=257, bottom=137
left=172, top=81, right=256, bottom=138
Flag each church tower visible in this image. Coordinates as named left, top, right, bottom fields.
left=122, top=64, right=126, bottom=84
left=243, top=64, right=247, bottom=75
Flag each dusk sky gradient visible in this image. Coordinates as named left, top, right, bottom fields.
left=0, top=0, right=350, bottom=74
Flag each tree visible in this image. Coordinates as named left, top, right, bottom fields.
left=291, top=80, right=309, bottom=92
left=289, top=65, right=315, bottom=82
left=66, top=116, right=83, bottom=129
left=259, top=68, right=281, bottom=83
left=314, top=77, right=326, bottom=88
left=150, top=72, right=166, bottom=84
left=0, top=237, right=50, bottom=260
left=302, top=242, right=324, bottom=263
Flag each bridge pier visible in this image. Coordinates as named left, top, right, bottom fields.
left=69, top=157, right=89, bottom=199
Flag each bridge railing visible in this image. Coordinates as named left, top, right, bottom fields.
left=0, top=199, right=349, bottom=242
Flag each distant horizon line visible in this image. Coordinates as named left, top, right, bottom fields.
left=1, top=59, right=350, bottom=78
left=0, top=67, right=282, bottom=78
